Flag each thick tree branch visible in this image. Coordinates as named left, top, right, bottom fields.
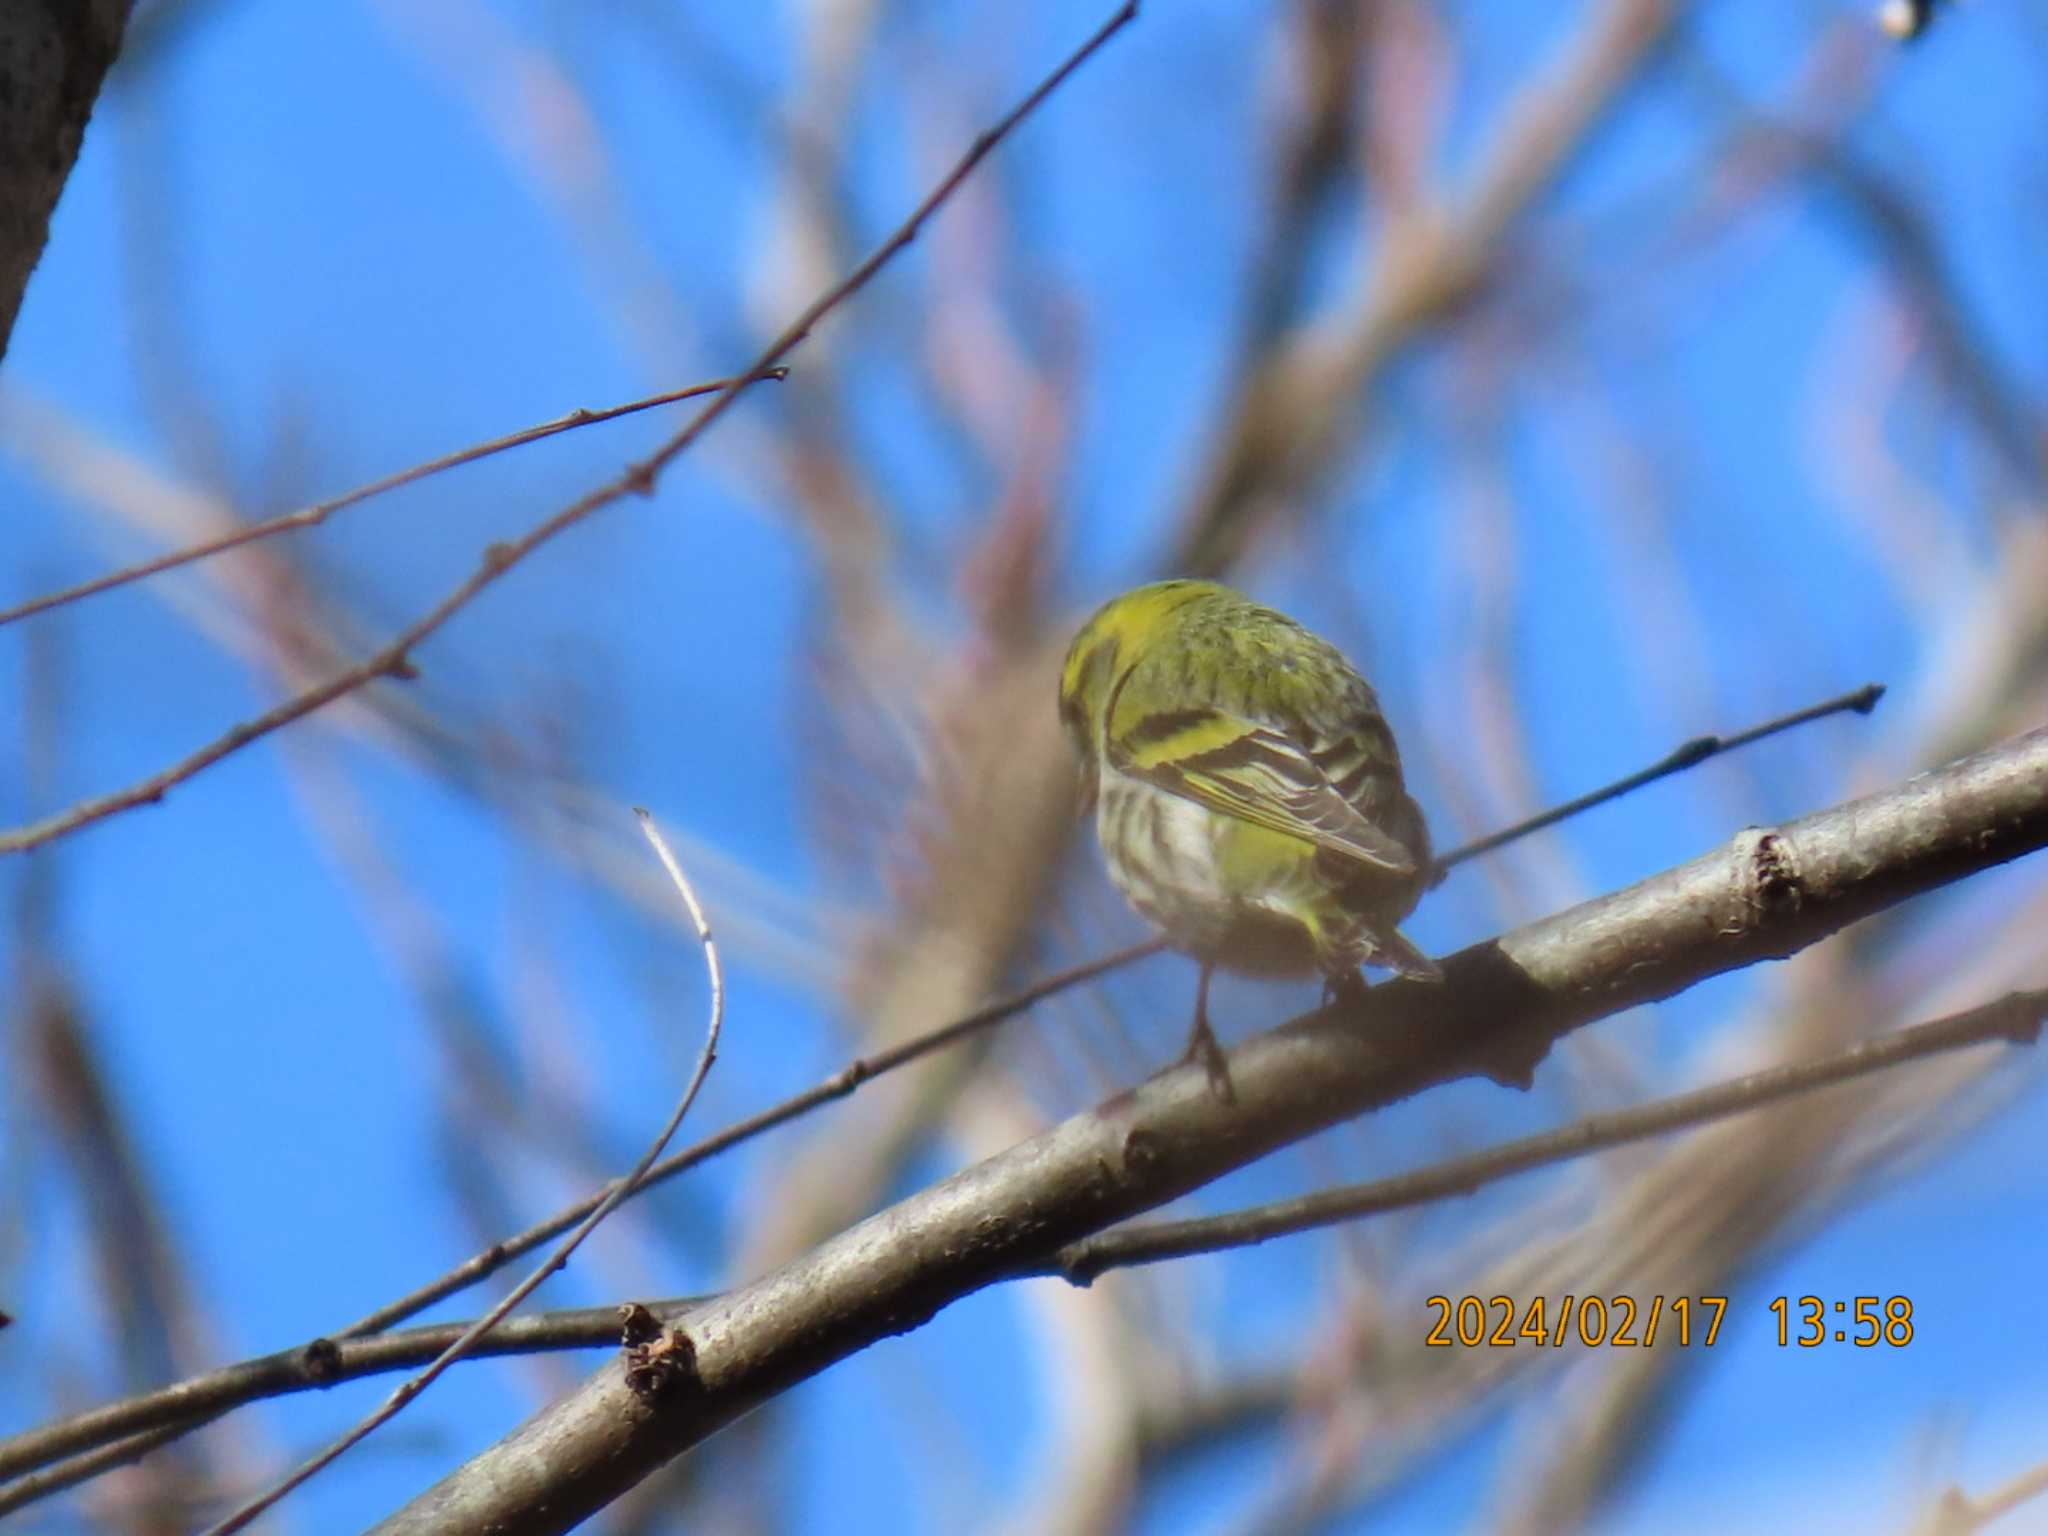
left=374, top=727, right=2048, bottom=1534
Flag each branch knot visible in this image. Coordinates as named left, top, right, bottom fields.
left=1736, top=827, right=1805, bottom=921
left=622, top=1318, right=699, bottom=1402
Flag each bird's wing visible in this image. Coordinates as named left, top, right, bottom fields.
left=1106, top=700, right=1417, bottom=875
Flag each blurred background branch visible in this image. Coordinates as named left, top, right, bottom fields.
left=3, top=0, right=2045, bottom=1531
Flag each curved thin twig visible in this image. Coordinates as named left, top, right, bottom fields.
left=199, top=811, right=725, bottom=1534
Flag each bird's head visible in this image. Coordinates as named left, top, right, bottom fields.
left=1058, top=579, right=1225, bottom=810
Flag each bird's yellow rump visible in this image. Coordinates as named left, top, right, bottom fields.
left=1058, top=579, right=1438, bottom=1093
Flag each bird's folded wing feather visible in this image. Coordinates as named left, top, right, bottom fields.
left=1106, top=704, right=1416, bottom=875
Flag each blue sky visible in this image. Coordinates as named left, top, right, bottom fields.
left=4, top=0, right=2046, bottom=1531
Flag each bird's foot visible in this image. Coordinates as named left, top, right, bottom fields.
left=1375, top=931, right=1443, bottom=983
left=1179, top=1018, right=1235, bottom=1104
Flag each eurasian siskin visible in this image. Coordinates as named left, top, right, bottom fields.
left=1058, top=579, right=1439, bottom=1095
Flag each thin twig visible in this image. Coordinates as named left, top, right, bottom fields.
left=198, top=812, right=726, bottom=1534
left=0, top=1300, right=705, bottom=1511
left=0, top=1424, right=192, bottom=1518
left=1052, top=988, right=2046, bottom=1282
left=0, top=0, right=1138, bottom=862
left=1430, top=682, right=1885, bottom=875
left=0, top=371, right=787, bottom=630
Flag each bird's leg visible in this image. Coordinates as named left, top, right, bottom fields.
left=1180, top=961, right=1235, bottom=1103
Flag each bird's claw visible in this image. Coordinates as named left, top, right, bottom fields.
left=1180, top=1021, right=1235, bottom=1104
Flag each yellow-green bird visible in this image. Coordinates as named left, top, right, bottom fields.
left=1058, top=579, right=1440, bottom=1095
